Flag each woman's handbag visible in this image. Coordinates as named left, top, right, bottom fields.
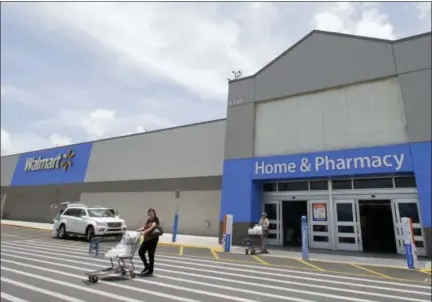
left=152, top=226, right=164, bottom=236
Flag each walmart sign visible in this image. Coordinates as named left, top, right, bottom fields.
left=11, top=143, right=93, bottom=186
left=24, top=149, right=76, bottom=172
left=252, top=144, right=413, bottom=179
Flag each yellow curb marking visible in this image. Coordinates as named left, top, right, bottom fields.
left=419, top=268, right=432, bottom=275
left=297, top=259, right=325, bottom=272
left=179, top=246, right=184, bottom=256
left=252, top=255, right=269, bottom=265
left=210, top=249, right=221, bottom=260
left=350, top=264, right=393, bottom=279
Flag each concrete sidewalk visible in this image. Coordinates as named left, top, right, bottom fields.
left=0, top=219, right=223, bottom=249
left=2, top=219, right=430, bottom=270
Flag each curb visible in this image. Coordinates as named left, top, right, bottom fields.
left=1, top=223, right=51, bottom=232
left=1, top=223, right=221, bottom=251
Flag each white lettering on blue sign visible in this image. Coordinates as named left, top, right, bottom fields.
left=24, top=155, right=63, bottom=172
left=255, top=154, right=405, bottom=176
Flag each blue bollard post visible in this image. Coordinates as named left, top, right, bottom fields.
left=224, top=234, right=232, bottom=252
left=172, top=213, right=179, bottom=243
left=301, top=216, right=309, bottom=260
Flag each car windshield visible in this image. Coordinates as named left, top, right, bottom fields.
left=87, top=209, right=115, bottom=218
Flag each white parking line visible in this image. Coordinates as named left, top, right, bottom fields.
left=1, top=266, right=146, bottom=302
left=0, top=292, right=30, bottom=302
left=1, top=278, right=86, bottom=302
left=1, top=251, right=313, bottom=302
left=2, top=245, right=430, bottom=302
left=1, top=258, right=259, bottom=302
left=11, top=240, right=432, bottom=289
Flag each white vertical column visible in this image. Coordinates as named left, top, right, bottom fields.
left=327, top=180, right=337, bottom=250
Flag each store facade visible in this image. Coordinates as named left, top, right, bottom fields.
left=220, top=30, right=431, bottom=257
left=1, top=30, right=431, bottom=256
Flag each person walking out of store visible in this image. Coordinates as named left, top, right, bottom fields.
left=138, top=208, right=160, bottom=276
left=259, top=212, right=270, bottom=254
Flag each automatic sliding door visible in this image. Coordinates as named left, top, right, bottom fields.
left=391, top=199, right=426, bottom=256
left=335, top=200, right=362, bottom=251
left=263, top=201, right=282, bottom=246
left=308, top=200, right=331, bottom=249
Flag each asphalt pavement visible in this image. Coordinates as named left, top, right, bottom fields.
left=1, top=225, right=431, bottom=302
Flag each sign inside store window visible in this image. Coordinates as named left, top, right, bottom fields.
left=228, top=98, right=244, bottom=107
left=312, top=203, right=327, bottom=221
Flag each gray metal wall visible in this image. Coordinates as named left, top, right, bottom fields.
left=394, top=34, right=432, bottom=143
left=2, top=184, right=83, bottom=222
left=1, top=154, right=18, bottom=186
left=80, top=190, right=221, bottom=236
left=85, top=119, right=225, bottom=182
left=224, top=31, right=431, bottom=160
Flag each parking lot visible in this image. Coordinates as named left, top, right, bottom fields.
left=1, top=225, right=431, bottom=302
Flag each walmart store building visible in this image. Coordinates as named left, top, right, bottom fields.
left=1, top=31, right=431, bottom=257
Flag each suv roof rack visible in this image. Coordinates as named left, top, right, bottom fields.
left=66, top=203, right=87, bottom=208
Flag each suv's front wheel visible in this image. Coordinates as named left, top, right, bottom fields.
left=58, top=224, right=67, bottom=239
left=86, top=226, right=95, bottom=242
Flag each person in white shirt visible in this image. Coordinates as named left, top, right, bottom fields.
left=259, top=212, right=270, bottom=254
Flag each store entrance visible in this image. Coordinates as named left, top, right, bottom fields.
left=359, top=200, right=396, bottom=253
left=282, top=201, right=307, bottom=247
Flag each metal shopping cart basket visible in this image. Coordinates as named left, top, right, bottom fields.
left=85, top=231, right=141, bottom=283
left=243, top=225, right=262, bottom=255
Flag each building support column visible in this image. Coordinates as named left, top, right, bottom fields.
left=1, top=193, right=8, bottom=219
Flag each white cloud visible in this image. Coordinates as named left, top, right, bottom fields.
left=416, top=2, right=431, bottom=20
left=311, top=2, right=395, bottom=39
left=49, top=133, right=73, bottom=147
left=135, top=125, right=146, bottom=133
left=11, top=3, right=280, bottom=100
left=1, top=128, right=13, bottom=155
left=416, top=2, right=431, bottom=31
left=81, top=108, right=116, bottom=139
left=1, top=128, right=73, bottom=155
left=80, top=108, right=172, bottom=140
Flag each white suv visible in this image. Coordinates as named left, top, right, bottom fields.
left=54, top=204, right=127, bottom=241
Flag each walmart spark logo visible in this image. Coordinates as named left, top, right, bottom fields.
left=60, top=149, right=76, bottom=171
left=24, top=149, right=76, bottom=172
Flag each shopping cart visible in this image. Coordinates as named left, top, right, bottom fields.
left=243, top=225, right=262, bottom=255
left=85, top=231, right=141, bottom=283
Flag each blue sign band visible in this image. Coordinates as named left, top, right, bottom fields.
left=253, top=144, right=412, bottom=180
left=11, top=143, right=93, bottom=186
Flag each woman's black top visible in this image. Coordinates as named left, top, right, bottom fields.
left=145, top=216, right=160, bottom=241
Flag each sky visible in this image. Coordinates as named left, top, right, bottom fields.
left=1, top=1, right=431, bottom=156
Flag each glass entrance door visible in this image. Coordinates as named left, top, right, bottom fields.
left=308, top=200, right=331, bottom=249
left=263, top=201, right=282, bottom=245
left=391, top=199, right=426, bottom=256
left=334, top=200, right=362, bottom=251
